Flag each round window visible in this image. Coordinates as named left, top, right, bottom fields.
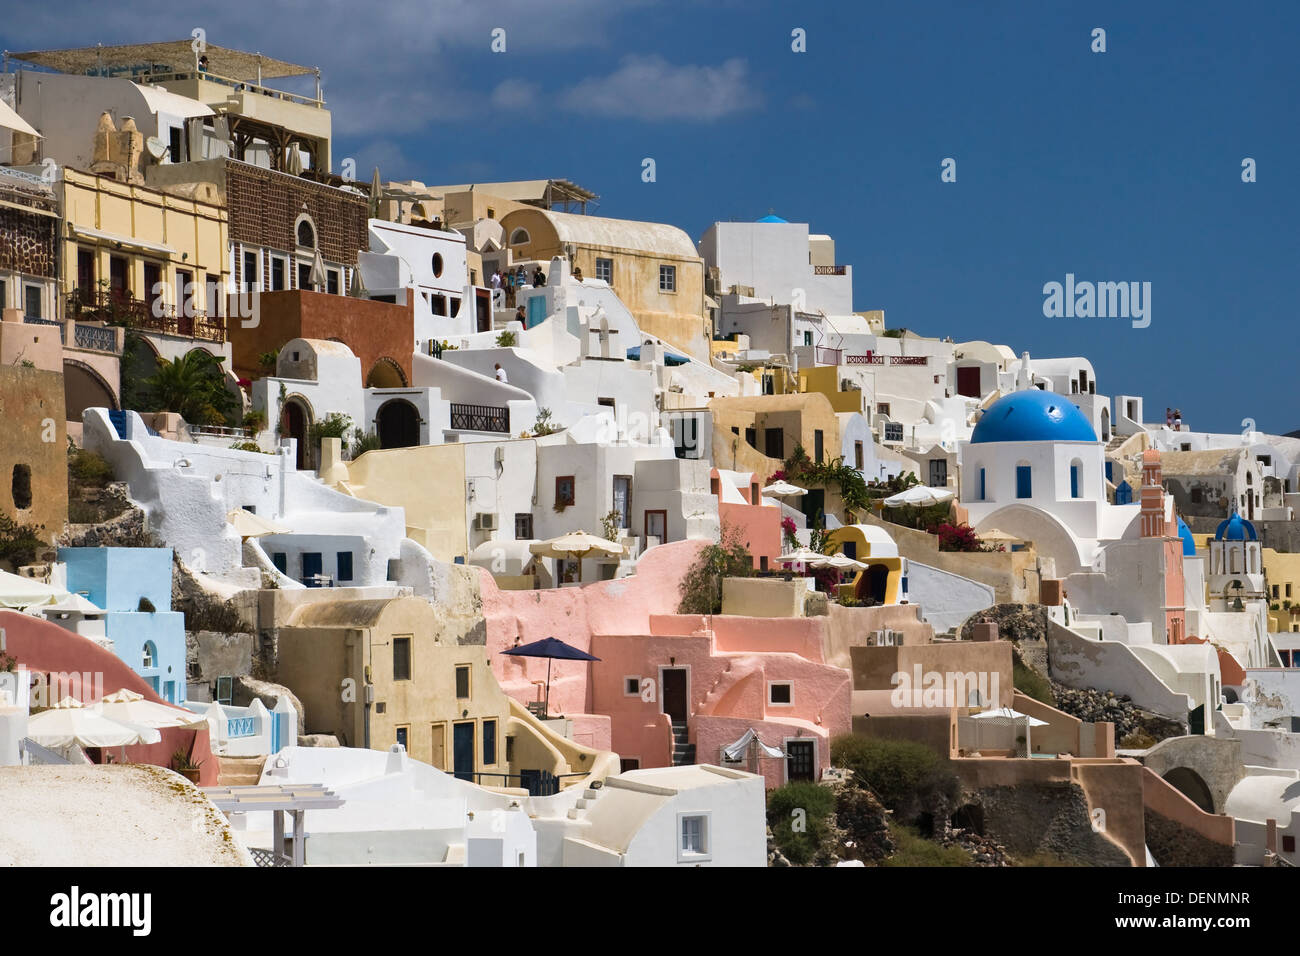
left=432, top=253, right=444, bottom=278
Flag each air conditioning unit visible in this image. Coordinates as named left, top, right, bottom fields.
left=474, top=512, right=498, bottom=531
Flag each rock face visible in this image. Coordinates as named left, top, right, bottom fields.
left=1050, top=683, right=1185, bottom=743
left=186, top=630, right=255, bottom=688
left=834, top=786, right=895, bottom=862
left=297, top=734, right=340, bottom=748
left=1144, top=808, right=1234, bottom=867
left=232, top=675, right=305, bottom=730
left=58, top=488, right=153, bottom=548
left=967, top=782, right=1132, bottom=866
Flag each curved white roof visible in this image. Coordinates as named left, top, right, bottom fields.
left=1224, top=773, right=1300, bottom=824
left=840, top=524, right=899, bottom=558
left=525, top=209, right=698, bottom=259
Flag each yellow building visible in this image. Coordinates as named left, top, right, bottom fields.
left=60, top=168, right=229, bottom=341
left=708, top=391, right=842, bottom=475
left=1264, top=548, right=1300, bottom=632
left=274, top=595, right=609, bottom=784
left=826, top=524, right=906, bottom=606
left=497, top=207, right=708, bottom=360
left=797, top=364, right=865, bottom=414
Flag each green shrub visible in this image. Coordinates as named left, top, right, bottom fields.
left=881, top=822, right=971, bottom=867
left=68, top=447, right=115, bottom=487
left=767, top=781, right=836, bottom=865
left=349, top=428, right=383, bottom=459
left=229, top=441, right=270, bottom=454
left=496, top=330, right=517, bottom=348
left=677, top=524, right=754, bottom=614
left=831, top=734, right=960, bottom=824
left=137, top=596, right=156, bottom=613
left=1013, top=658, right=1054, bottom=706
left=0, top=514, right=46, bottom=567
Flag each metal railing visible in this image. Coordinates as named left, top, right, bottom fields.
left=73, top=323, right=118, bottom=352
left=140, top=70, right=324, bottom=109
left=449, top=403, right=510, bottom=433
left=813, top=265, right=847, bottom=276
left=66, top=291, right=227, bottom=344
left=23, top=315, right=65, bottom=343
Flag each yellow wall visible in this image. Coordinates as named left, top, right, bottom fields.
left=709, top=391, right=841, bottom=474
left=61, top=169, right=228, bottom=315
left=826, top=526, right=904, bottom=605
left=798, top=365, right=864, bottom=413
left=333, top=444, right=468, bottom=563
left=1265, top=548, right=1300, bottom=632
left=499, top=208, right=709, bottom=360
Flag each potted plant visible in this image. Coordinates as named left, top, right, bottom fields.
left=172, top=748, right=203, bottom=784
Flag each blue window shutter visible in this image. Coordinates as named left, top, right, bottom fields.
left=979, top=468, right=986, bottom=501
left=1070, top=465, right=1080, bottom=498
left=1016, top=466, right=1032, bottom=499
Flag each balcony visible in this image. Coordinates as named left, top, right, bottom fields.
left=67, top=291, right=227, bottom=344
left=449, top=403, right=510, bottom=433
left=23, top=314, right=124, bottom=354
left=813, top=265, right=848, bottom=276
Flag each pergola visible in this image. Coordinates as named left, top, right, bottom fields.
left=8, top=40, right=316, bottom=89
left=202, top=783, right=344, bottom=867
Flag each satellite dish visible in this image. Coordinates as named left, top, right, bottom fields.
left=145, top=136, right=168, bottom=160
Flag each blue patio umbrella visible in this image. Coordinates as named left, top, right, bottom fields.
left=502, top=637, right=600, bottom=719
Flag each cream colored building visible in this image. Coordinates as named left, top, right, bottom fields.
left=498, top=207, right=708, bottom=360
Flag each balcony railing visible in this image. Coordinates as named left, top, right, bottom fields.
left=813, top=265, right=848, bottom=276
left=67, top=291, right=227, bottom=344
left=450, top=403, right=510, bottom=433
left=140, top=70, right=325, bottom=109
left=23, top=315, right=65, bottom=343
left=73, top=323, right=118, bottom=352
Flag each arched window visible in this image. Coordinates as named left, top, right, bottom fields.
left=432, top=253, right=444, bottom=278
left=142, top=641, right=157, bottom=669
left=1069, top=458, right=1083, bottom=498
left=296, top=218, right=316, bottom=248
left=509, top=228, right=531, bottom=246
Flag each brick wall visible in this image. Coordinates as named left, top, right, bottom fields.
left=226, top=162, right=368, bottom=283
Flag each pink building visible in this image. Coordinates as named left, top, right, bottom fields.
left=710, top=468, right=783, bottom=571
left=481, top=540, right=851, bottom=788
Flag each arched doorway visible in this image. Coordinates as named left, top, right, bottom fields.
left=1163, top=767, right=1215, bottom=813
left=366, top=357, right=407, bottom=389
left=1100, top=407, right=1110, bottom=442
left=858, top=564, right=890, bottom=606
left=120, top=335, right=161, bottom=410
left=283, top=397, right=312, bottom=470
left=376, top=399, right=420, bottom=448
left=63, top=360, right=118, bottom=421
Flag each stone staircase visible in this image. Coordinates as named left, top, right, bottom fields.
left=671, top=721, right=696, bottom=766
left=565, top=783, right=607, bottom=820
left=217, top=754, right=268, bottom=786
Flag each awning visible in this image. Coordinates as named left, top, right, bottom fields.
left=131, top=83, right=214, bottom=119
left=0, top=100, right=39, bottom=138
left=722, top=728, right=785, bottom=762
left=68, top=224, right=176, bottom=256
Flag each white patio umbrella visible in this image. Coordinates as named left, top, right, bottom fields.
left=882, top=485, right=956, bottom=508
left=777, top=547, right=823, bottom=572
left=968, top=706, right=1048, bottom=755
left=26, top=697, right=162, bottom=753
left=0, top=569, right=65, bottom=609
left=98, top=689, right=209, bottom=730
left=808, top=553, right=868, bottom=572
left=761, top=480, right=807, bottom=498
left=529, top=530, right=623, bottom=583
left=0, top=100, right=39, bottom=138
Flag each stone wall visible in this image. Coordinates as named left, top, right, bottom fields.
left=1143, top=808, right=1234, bottom=866
left=965, top=781, right=1132, bottom=866
left=0, top=202, right=58, bottom=279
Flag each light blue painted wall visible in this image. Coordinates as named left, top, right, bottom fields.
left=104, top=611, right=187, bottom=704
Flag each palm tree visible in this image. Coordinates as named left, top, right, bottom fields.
left=142, top=351, right=236, bottom=425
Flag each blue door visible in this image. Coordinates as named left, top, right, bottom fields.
left=1015, top=465, right=1032, bottom=499
left=453, top=722, right=475, bottom=781
left=526, top=295, right=547, bottom=328
left=301, top=552, right=322, bottom=586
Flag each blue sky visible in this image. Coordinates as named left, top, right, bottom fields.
left=5, top=1, right=1296, bottom=433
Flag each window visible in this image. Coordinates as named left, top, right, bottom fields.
left=432, top=253, right=444, bottom=278
left=929, top=459, right=947, bottom=487
left=620, top=757, right=640, bottom=772
left=509, top=228, right=531, bottom=246
left=483, top=719, right=497, bottom=765
left=624, top=676, right=641, bottom=697
left=979, top=467, right=986, bottom=501
left=455, top=665, right=471, bottom=699
left=336, top=551, right=353, bottom=582
left=678, top=813, right=710, bottom=861
left=1191, top=487, right=1203, bottom=504
left=243, top=250, right=260, bottom=289
left=393, top=637, right=412, bottom=681
left=854, top=441, right=864, bottom=470
left=1283, top=835, right=1296, bottom=854
left=555, top=475, right=575, bottom=507
left=884, top=422, right=903, bottom=443
left=505, top=735, right=515, bottom=763
left=1016, top=465, right=1032, bottom=499
left=168, top=126, right=182, bottom=163
left=645, top=510, right=667, bottom=543
left=515, top=513, right=534, bottom=539
left=431, top=294, right=447, bottom=316
left=395, top=726, right=408, bottom=751
left=804, top=330, right=813, bottom=346
left=486, top=207, right=496, bottom=219
left=297, top=262, right=312, bottom=289
left=764, top=428, right=784, bottom=460
left=1286, top=583, right=1293, bottom=598
left=768, top=682, right=793, bottom=706
left=270, top=256, right=286, bottom=291
left=659, top=264, right=676, bottom=293
left=272, top=552, right=287, bottom=573
left=327, top=269, right=340, bottom=295
left=814, top=429, right=824, bottom=463
left=876, top=403, right=891, bottom=416
left=142, top=642, right=157, bottom=669
left=296, top=220, right=315, bottom=248
left=11, top=464, right=31, bottom=510
left=23, top=285, right=42, bottom=319
left=1070, top=462, right=1081, bottom=498
left=595, top=257, right=613, bottom=283
left=1273, top=585, right=1280, bottom=599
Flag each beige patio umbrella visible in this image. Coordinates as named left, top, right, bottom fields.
left=98, top=689, right=209, bottom=730
left=529, top=530, right=623, bottom=584
left=0, top=100, right=39, bottom=138
left=26, top=697, right=162, bottom=753
left=226, top=508, right=290, bottom=538
left=762, top=480, right=807, bottom=498
left=978, top=528, right=1020, bottom=543
left=808, top=553, right=868, bottom=572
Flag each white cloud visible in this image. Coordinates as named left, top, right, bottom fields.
left=490, top=79, right=539, bottom=111
left=559, top=55, right=760, bottom=121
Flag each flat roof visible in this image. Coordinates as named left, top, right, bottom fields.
left=11, top=40, right=315, bottom=81
left=434, top=179, right=598, bottom=207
